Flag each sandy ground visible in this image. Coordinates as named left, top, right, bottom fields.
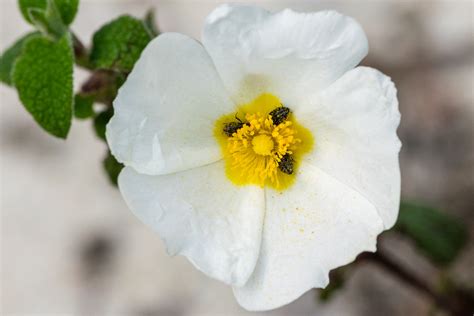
left=1, top=0, right=473, bottom=315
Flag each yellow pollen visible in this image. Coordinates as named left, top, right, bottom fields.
left=214, top=93, right=314, bottom=190
left=252, top=134, right=274, bottom=156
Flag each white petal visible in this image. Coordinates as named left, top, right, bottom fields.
left=118, top=162, right=265, bottom=286
left=202, top=4, right=368, bottom=106
left=107, top=33, right=235, bottom=175
left=233, top=162, right=384, bottom=311
left=297, top=66, right=401, bottom=228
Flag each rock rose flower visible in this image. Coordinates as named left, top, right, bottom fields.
left=106, top=4, right=401, bottom=311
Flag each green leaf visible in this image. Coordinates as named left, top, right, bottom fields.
left=74, top=94, right=94, bottom=119
left=0, top=32, right=38, bottom=85
left=395, top=201, right=468, bottom=265
left=19, top=0, right=79, bottom=25
left=25, top=0, right=67, bottom=38
left=12, top=33, right=74, bottom=138
left=93, top=108, right=113, bottom=141
left=90, top=15, right=152, bottom=72
left=103, top=151, right=124, bottom=186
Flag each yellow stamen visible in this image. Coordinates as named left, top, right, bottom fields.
left=252, top=135, right=274, bottom=156
left=214, top=93, right=314, bottom=190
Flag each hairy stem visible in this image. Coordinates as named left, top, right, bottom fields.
left=361, top=251, right=473, bottom=315
left=71, top=34, right=124, bottom=106
left=79, top=70, right=122, bottom=106
left=71, top=32, right=94, bottom=70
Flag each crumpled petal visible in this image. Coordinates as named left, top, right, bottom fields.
left=202, top=4, right=368, bottom=107
left=297, top=66, right=401, bottom=228
left=118, top=161, right=265, bottom=286
left=107, top=33, right=235, bottom=175
left=233, top=162, right=384, bottom=311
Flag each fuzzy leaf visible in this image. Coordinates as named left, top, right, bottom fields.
left=74, top=94, right=94, bottom=119
left=90, top=15, right=152, bottom=72
left=0, top=32, right=38, bottom=85
left=395, top=201, right=468, bottom=265
left=103, top=151, right=124, bottom=186
left=93, top=108, right=113, bottom=141
left=27, top=2, right=67, bottom=39
left=12, top=33, right=74, bottom=138
left=19, top=0, right=79, bottom=25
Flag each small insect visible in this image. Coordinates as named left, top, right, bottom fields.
left=269, top=106, right=290, bottom=125
left=223, top=114, right=246, bottom=136
left=223, top=122, right=244, bottom=136
left=279, top=154, right=294, bottom=174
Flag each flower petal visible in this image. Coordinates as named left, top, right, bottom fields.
left=107, top=33, right=235, bottom=175
left=297, top=66, right=401, bottom=228
left=118, top=162, right=265, bottom=286
left=202, top=4, right=368, bottom=106
left=233, top=162, right=384, bottom=311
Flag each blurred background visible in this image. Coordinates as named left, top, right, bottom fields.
left=1, top=0, right=473, bottom=315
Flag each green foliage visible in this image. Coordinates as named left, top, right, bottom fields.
left=103, top=151, right=124, bottom=186
left=26, top=0, right=67, bottom=38
left=0, top=32, right=38, bottom=85
left=74, top=94, right=94, bottom=119
left=94, top=108, right=113, bottom=141
left=19, top=0, right=79, bottom=26
left=395, top=201, right=468, bottom=266
left=12, top=33, right=74, bottom=138
left=90, top=15, right=152, bottom=72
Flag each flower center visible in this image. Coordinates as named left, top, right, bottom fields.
left=252, top=134, right=274, bottom=156
left=214, top=93, right=314, bottom=190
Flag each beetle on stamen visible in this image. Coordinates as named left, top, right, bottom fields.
left=223, top=114, right=248, bottom=136
left=269, top=105, right=290, bottom=125
left=223, top=121, right=244, bottom=136
left=278, top=154, right=294, bottom=174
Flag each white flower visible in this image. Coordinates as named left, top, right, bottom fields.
left=106, top=4, right=401, bottom=311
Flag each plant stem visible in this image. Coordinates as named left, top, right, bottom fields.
left=361, top=251, right=473, bottom=315
left=71, top=31, right=94, bottom=70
